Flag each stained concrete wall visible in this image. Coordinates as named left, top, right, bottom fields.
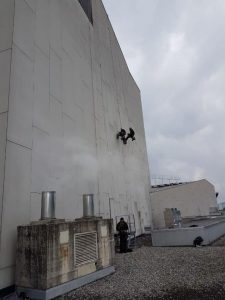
left=150, top=179, right=217, bottom=229
left=0, top=0, right=152, bottom=289
left=16, top=218, right=114, bottom=290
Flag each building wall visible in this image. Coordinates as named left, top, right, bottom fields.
left=0, top=0, right=152, bottom=289
left=150, top=180, right=217, bottom=229
left=0, top=0, right=15, bottom=289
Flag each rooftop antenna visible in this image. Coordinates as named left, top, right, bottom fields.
left=151, top=175, right=181, bottom=185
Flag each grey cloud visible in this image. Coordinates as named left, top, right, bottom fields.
left=103, top=0, right=225, bottom=203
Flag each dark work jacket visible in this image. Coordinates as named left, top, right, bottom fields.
left=116, top=221, right=128, bottom=233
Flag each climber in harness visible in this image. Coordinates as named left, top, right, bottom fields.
left=124, top=127, right=135, bottom=144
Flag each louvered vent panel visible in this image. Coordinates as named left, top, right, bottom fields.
left=74, top=232, right=98, bottom=266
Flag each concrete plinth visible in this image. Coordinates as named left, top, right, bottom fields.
left=17, top=266, right=115, bottom=300
left=16, top=218, right=115, bottom=293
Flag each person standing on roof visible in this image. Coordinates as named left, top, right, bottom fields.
left=116, top=217, right=128, bottom=253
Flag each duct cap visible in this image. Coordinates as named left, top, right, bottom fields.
left=83, top=194, right=94, bottom=217
left=41, top=191, right=56, bottom=220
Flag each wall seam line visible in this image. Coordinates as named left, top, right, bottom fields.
left=12, top=42, right=34, bottom=63
left=0, top=112, right=8, bottom=116
left=7, top=139, right=32, bottom=151
left=0, top=48, right=12, bottom=54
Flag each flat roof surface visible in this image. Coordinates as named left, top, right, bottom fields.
left=182, top=216, right=225, bottom=228
left=71, top=243, right=225, bottom=299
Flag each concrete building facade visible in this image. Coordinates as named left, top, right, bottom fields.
left=151, top=179, right=217, bottom=229
left=0, top=0, right=152, bottom=290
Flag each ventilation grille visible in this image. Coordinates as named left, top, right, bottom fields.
left=74, top=232, right=98, bottom=266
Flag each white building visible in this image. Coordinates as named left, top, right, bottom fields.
left=150, top=179, right=218, bottom=229
left=218, top=202, right=225, bottom=210
left=0, top=0, right=152, bottom=291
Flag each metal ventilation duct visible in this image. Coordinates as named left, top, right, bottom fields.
left=41, top=191, right=56, bottom=220
left=83, top=194, right=94, bottom=217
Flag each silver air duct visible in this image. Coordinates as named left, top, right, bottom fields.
left=83, top=194, right=94, bottom=217
left=41, top=191, right=56, bottom=220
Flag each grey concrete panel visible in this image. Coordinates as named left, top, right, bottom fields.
left=0, top=141, right=31, bottom=269
left=7, top=46, right=33, bottom=149
left=24, top=0, right=36, bottom=12
left=31, top=127, right=51, bottom=193
left=35, top=0, right=50, bottom=58
left=0, top=113, right=7, bottom=245
left=0, top=50, right=11, bottom=114
left=13, top=0, right=35, bottom=60
left=49, top=0, right=62, bottom=58
left=50, top=50, right=62, bottom=103
left=0, top=0, right=14, bottom=52
left=49, top=96, right=63, bottom=138
left=33, top=46, right=50, bottom=133
left=0, top=265, right=15, bottom=290
left=30, top=192, right=41, bottom=221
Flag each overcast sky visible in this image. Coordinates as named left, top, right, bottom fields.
left=102, top=0, right=225, bottom=203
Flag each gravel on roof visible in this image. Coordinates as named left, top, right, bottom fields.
left=64, top=246, right=225, bottom=300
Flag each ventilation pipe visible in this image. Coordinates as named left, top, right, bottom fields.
left=41, top=191, right=56, bottom=220
left=83, top=194, right=94, bottom=217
